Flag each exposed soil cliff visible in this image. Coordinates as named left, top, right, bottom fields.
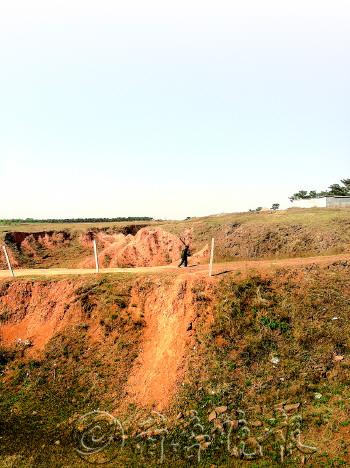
left=0, top=274, right=213, bottom=410
left=1, top=227, right=208, bottom=270
left=1, top=265, right=350, bottom=466
left=2, top=209, right=350, bottom=271
left=80, top=227, right=185, bottom=268
left=124, top=276, right=213, bottom=409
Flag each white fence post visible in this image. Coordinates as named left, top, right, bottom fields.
left=2, top=245, right=15, bottom=277
left=93, top=239, right=99, bottom=273
left=209, top=238, right=215, bottom=277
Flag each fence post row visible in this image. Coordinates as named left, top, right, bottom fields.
left=2, top=245, right=15, bottom=278
left=209, top=237, right=215, bottom=277
left=93, top=239, right=99, bottom=273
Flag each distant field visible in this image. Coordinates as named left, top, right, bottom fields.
left=0, top=220, right=157, bottom=234
left=2, top=207, right=349, bottom=233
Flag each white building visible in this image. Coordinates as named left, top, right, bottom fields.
left=292, top=196, right=350, bottom=208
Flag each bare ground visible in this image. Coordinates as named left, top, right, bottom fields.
left=1, top=252, right=349, bottom=279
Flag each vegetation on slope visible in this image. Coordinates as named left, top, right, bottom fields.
left=1, top=265, right=350, bottom=466
left=1, top=208, right=350, bottom=271
left=179, top=265, right=350, bottom=466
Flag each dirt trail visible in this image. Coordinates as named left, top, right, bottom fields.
left=0, top=253, right=349, bottom=279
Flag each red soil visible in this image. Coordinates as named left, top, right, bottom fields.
left=80, top=227, right=208, bottom=268
left=0, top=275, right=213, bottom=410
left=0, top=280, right=83, bottom=357
left=124, top=276, right=213, bottom=410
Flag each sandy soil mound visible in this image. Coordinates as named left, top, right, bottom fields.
left=80, top=227, right=208, bottom=268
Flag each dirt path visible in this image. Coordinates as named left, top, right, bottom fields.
left=0, top=253, right=349, bottom=279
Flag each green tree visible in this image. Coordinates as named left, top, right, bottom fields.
left=341, top=179, right=350, bottom=190
left=290, top=178, right=350, bottom=201
left=289, top=190, right=309, bottom=201
left=328, top=184, right=349, bottom=196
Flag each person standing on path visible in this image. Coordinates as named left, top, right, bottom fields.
left=178, top=244, right=191, bottom=267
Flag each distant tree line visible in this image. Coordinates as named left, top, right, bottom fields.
left=290, top=179, right=350, bottom=202
left=0, top=217, right=154, bottom=225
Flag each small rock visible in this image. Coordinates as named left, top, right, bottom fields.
left=333, top=354, right=344, bottom=362
left=284, top=403, right=300, bottom=412
left=54, top=440, right=60, bottom=445
left=271, top=356, right=280, bottom=365
left=314, top=393, right=322, bottom=400
left=201, top=441, right=211, bottom=449
left=274, top=402, right=284, bottom=411
left=215, top=406, right=227, bottom=414
left=228, top=419, right=239, bottom=429
left=213, top=419, right=223, bottom=430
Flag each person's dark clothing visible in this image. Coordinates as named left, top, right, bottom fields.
left=179, top=245, right=191, bottom=267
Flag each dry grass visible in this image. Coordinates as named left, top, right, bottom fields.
left=179, top=265, right=350, bottom=465
left=1, top=265, right=350, bottom=465
left=1, top=208, right=350, bottom=270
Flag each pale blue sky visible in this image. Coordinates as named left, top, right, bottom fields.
left=0, top=0, right=349, bottom=219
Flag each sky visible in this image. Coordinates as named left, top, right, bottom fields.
left=0, top=0, right=349, bottom=219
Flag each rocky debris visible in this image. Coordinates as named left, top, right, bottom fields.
left=333, top=354, right=344, bottom=362
left=327, top=260, right=350, bottom=271
left=251, top=420, right=263, bottom=427
left=15, top=338, right=33, bottom=348
left=215, top=406, right=228, bottom=414
left=284, top=403, right=300, bottom=412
